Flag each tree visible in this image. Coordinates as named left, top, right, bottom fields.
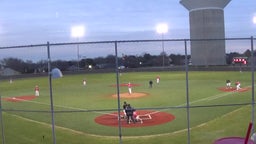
left=105, top=55, right=116, bottom=64
left=124, top=55, right=140, bottom=68
left=244, top=49, right=251, bottom=58
left=2, top=58, right=26, bottom=73
left=81, top=58, right=95, bottom=69
left=169, top=54, right=185, bottom=65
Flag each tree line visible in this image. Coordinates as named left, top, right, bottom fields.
left=0, top=50, right=253, bottom=74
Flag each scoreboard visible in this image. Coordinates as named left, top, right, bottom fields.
left=233, top=57, right=247, bottom=65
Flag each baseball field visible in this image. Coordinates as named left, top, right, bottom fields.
left=0, top=70, right=254, bottom=144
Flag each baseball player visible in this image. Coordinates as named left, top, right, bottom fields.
left=122, top=101, right=128, bottom=119
left=149, top=80, right=153, bottom=88
left=128, top=82, right=132, bottom=94
left=125, top=104, right=136, bottom=124
left=35, top=85, right=40, bottom=96
left=156, top=75, right=160, bottom=84
left=133, top=111, right=143, bottom=123
left=235, top=81, right=241, bottom=90
left=226, top=79, right=231, bottom=89
left=83, top=79, right=87, bottom=86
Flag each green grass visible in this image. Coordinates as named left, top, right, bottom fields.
left=0, top=71, right=254, bottom=143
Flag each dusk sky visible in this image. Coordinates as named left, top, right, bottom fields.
left=0, top=0, right=255, bottom=60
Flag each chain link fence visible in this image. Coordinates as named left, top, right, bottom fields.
left=0, top=37, right=255, bottom=144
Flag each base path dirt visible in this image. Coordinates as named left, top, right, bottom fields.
left=95, top=110, right=175, bottom=128
left=217, top=87, right=251, bottom=92
left=2, top=95, right=36, bottom=102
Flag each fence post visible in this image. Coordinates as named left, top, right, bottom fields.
left=114, top=41, right=123, bottom=144
left=184, top=39, right=191, bottom=144
left=47, top=42, right=57, bottom=144
left=250, top=36, right=255, bottom=134
left=0, top=95, right=5, bottom=144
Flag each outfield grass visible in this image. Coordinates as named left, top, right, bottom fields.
left=0, top=71, right=254, bottom=143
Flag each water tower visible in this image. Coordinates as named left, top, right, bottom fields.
left=180, top=0, right=231, bottom=65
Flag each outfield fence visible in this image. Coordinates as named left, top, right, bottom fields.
left=0, top=37, right=255, bottom=144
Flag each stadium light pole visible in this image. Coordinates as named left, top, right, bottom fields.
left=71, top=25, right=85, bottom=71
left=156, top=23, right=168, bottom=67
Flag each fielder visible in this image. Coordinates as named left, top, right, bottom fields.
left=83, top=79, right=87, bottom=86
left=35, top=85, right=40, bottom=96
left=235, top=81, right=241, bottom=90
left=156, top=75, right=160, bottom=84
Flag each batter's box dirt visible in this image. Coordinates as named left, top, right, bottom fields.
left=217, top=87, right=251, bottom=92
left=3, top=95, right=36, bottom=102
left=94, top=110, right=175, bottom=128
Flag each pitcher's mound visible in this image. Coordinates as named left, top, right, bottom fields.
left=112, top=92, right=148, bottom=98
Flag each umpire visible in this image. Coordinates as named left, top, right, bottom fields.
left=125, top=104, right=136, bottom=124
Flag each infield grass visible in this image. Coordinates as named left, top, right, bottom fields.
left=0, top=71, right=254, bottom=144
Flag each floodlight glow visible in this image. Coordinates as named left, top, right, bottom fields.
left=71, top=25, right=85, bottom=38
left=156, top=23, right=168, bottom=67
left=253, top=16, right=256, bottom=24
left=156, top=23, right=168, bottom=34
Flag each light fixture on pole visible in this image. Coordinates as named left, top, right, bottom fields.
left=71, top=25, right=85, bottom=71
left=156, top=23, right=168, bottom=67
